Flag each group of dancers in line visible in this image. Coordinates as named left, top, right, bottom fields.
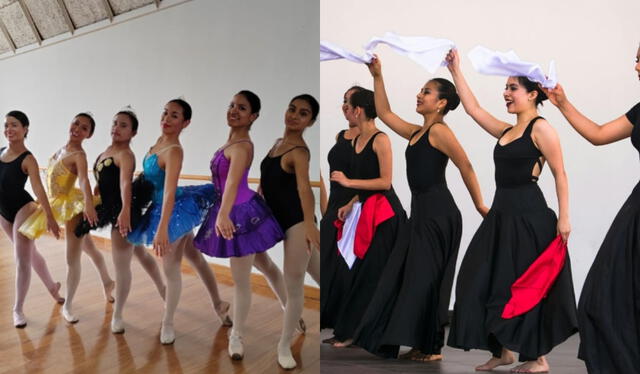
left=0, top=91, right=321, bottom=369
left=320, top=46, right=640, bottom=374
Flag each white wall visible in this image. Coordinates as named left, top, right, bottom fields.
left=0, top=0, right=319, bottom=286
left=320, top=0, right=640, bottom=302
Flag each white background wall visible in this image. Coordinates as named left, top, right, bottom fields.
left=320, top=0, right=640, bottom=302
left=0, top=0, right=319, bottom=286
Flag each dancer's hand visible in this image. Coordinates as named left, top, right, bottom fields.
left=337, top=202, right=353, bottom=221
left=541, top=83, right=568, bottom=108
left=476, top=204, right=489, bottom=218
left=153, top=228, right=170, bottom=257
left=330, top=171, right=351, bottom=188
left=117, top=209, right=131, bottom=237
left=557, top=216, right=571, bottom=243
left=84, top=205, right=98, bottom=227
left=305, top=223, right=320, bottom=252
left=215, top=214, right=236, bottom=240
left=367, top=54, right=382, bottom=77
left=46, top=214, right=60, bottom=239
left=445, top=49, right=460, bottom=73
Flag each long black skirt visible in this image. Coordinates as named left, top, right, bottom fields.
left=447, top=183, right=578, bottom=361
left=578, top=181, right=640, bottom=373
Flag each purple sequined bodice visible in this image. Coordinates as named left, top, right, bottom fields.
left=211, top=147, right=255, bottom=205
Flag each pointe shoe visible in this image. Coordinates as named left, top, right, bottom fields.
left=228, top=332, right=244, bottom=360
left=215, top=301, right=233, bottom=327
left=111, top=318, right=125, bottom=334
left=13, top=311, right=27, bottom=328
left=62, top=307, right=79, bottom=324
left=277, top=345, right=297, bottom=370
left=296, top=318, right=306, bottom=334
left=103, top=280, right=115, bottom=303
left=160, top=323, right=175, bottom=344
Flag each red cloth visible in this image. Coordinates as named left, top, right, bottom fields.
left=334, top=218, right=345, bottom=241
left=354, top=194, right=395, bottom=259
left=502, top=235, right=567, bottom=319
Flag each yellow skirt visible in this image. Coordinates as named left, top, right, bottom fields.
left=18, top=188, right=91, bottom=240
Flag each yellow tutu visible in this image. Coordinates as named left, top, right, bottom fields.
left=19, top=152, right=92, bottom=240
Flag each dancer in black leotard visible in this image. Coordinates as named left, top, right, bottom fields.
left=445, top=49, right=578, bottom=373
left=260, top=94, right=320, bottom=369
left=0, top=110, right=63, bottom=328
left=542, top=45, right=640, bottom=374
left=353, top=55, right=487, bottom=362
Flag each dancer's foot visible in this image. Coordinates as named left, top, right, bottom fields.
left=476, top=352, right=515, bottom=371
left=322, top=336, right=338, bottom=345
left=103, top=280, right=115, bottom=303
left=160, top=323, right=175, bottom=344
left=215, top=300, right=232, bottom=327
left=13, top=310, right=26, bottom=328
left=48, top=282, right=65, bottom=304
left=62, top=306, right=79, bottom=324
left=228, top=331, right=244, bottom=360
left=296, top=318, right=306, bottom=334
left=398, top=348, right=422, bottom=360
left=410, top=352, right=443, bottom=362
left=277, top=344, right=296, bottom=370
left=332, top=338, right=353, bottom=348
left=111, top=317, right=125, bottom=334
left=511, top=357, right=549, bottom=373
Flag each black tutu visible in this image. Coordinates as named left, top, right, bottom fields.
left=578, top=181, right=640, bottom=373
left=74, top=174, right=153, bottom=237
left=354, top=183, right=462, bottom=357
left=447, top=184, right=578, bottom=360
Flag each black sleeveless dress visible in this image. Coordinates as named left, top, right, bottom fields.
left=330, top=131, right=408, bottom=342
left=0, top=148, right=33, bottom=223
left=320, top=130, right=357, bottom=328
left=447, top=117, right=578, bottom=361
left=353, top=125, right=462, bottom=357
left=75, top=155, right=151, bottom=237
left=577, top=102, right=640, bottom=373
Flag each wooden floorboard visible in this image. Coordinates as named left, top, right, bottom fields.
left=0, top=232, right=319, bottom=374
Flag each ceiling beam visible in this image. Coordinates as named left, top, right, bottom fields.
left=17, top=0, right=41, bottom=45
left=55, top=0, right=75, bottom=34
left=0, top=18, right=16, bottom=53
left=101, top=0, right=114, bottom=22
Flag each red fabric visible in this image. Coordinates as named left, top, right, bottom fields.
left=334, top=219, right=345, bottom=241
left=354, top=194, right=395, bottom=259
left=502, top=235, right=567, bottom=319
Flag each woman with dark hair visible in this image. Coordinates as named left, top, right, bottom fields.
left=329, top=88, right=409, bottom=349
left=320, top=85, right=363, bottom=332
left=353, top=55, right=487, bottom=361
left=126, top=99, right=230, bottom=344
left=1, top=111, right=63, bottom=328
left=542, top=45, right=640, bottom=374
left=194, top=90, right=288, bottom=360
left=74, top=109, right=166, bottom=333
left=19, top=113, right=116, bottom=324
left=260, top=94, right=320, bottom=369
left=445, top=49, right=578, bottom=373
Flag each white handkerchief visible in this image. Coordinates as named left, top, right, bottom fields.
left=336, top=202, right=362, bottom=269
left=468, top=46, right=557, bottom=88
left=320, top=41, right=373, bottom=64
left=363, top=32, right=455, bottom=74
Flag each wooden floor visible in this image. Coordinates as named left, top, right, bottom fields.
left=0, top=232, right=319, bottom=374
left=320, top=329, right=587, bottom=374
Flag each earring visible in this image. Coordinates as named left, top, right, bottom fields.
left=436, top=108, right=441, bottom=113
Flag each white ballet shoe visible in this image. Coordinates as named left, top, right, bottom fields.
left=228, top=332, right=244, bottom=360
left=111, top=317, right=125, bottom=334
left=13, top=311, right=27, bottom=328
left=62, top=307, right=79, bottom=324
left=160, top=323, right=175, bottom=344
left=277, top=345, right=297, bottom=370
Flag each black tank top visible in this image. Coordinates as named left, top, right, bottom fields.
left=327, top=129, right=355, bottom=207
left=626, top=102, right=640, bottom=151
left=0, top=147, right=34, bottom=222
left=94, top=156, right=121, bottom=210
left=494, top=116, right=544, bottom=188
left=260, top=144, right=309, bottom=232
left=405, top=126, right=448, bottom=193
left=351, top=132, right=387, bottom=201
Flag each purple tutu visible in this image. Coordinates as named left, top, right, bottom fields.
left=194, top=193, right=284, bottom=257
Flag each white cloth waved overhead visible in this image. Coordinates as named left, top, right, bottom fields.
left=468, top=45, right=557, bottom=88
left=320, top=32, right=455, bottom=73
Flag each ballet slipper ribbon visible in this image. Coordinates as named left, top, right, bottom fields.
left=468, top=45, right=557, bottom=88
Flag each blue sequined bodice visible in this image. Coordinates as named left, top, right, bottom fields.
left=143, top=153, right=182, bottom=203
